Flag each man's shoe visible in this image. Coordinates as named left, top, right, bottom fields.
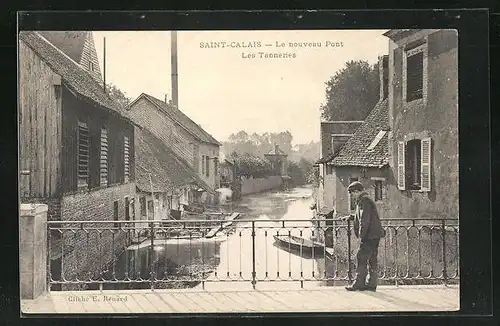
left=365, top=286, right=377, bottom=292
left=345, top=284, right=366, bottom=291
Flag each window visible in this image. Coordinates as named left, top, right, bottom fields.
left=403, top=41, right=427, bottom=103
left=148, top=200, right=154, bottom=218
left=397, top=138, right=432, bottom=191
left=113, top=201, right=119, bottom=227
left=202, top=155, right=205, bottom=175
left=125, top=197, right=130, bottom=221
left=89, top=61, right=94, bottom=72
left=406, top=140, right=421, bottom=190
left=124, top=135, right=130, bottom=182
left=374, top=180, right=383, bottom=201
left=99, top=128, right=108, bottom=186
left=326, top=164, right=334, bottom=175
left=406, top=52, right=423, bottom=101
left=330, top=135, right=335, bottom=154
left=140, top=196, right=146, bottom=217
left=349, top=177, right=359, bottom=211
left=77, top=121, right=89, bottom=189
left=193, top=144, right=200, bottom=171
left=206, top=156, right=210, bottom=177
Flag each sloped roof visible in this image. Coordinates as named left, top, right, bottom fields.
left=19, top=31, right=125, bottom=118
left=330, top=99, right=389, bottom=168
left=132, top=93, right=221, bottom=146
left=316, top=152, right=337, bottom=164
left=135, top=127, right=215, bottom=194
left=265, top=145, right=287, bottom=156
left=37, top=31, right=87, bottom=63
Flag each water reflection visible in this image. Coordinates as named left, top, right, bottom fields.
left=119, top=186, right=330, bottom=290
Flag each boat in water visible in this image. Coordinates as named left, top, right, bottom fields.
left=273, top=234, right=326, bottom=255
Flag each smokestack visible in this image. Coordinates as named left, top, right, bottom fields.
left=103, top=37, right=106, bottom=92
left=379, top=55, right=389, bottom=100
left=170, top=31, right=178, bottom=107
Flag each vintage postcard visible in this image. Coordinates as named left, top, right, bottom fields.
left=19, top=28, right=459, bottom=314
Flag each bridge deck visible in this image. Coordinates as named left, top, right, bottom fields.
left=21, top=285, right=459, bottom=314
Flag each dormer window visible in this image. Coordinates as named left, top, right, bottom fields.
left=403, top=39, right=428, bottom=103
left=89, top=61, right=94, bottom=72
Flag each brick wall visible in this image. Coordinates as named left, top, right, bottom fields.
left=55, top=182, right=136, bottom=284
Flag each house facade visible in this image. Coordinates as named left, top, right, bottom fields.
left=127, top=93, right=221, bottom=205
left=19, top=31, right=136, bottom=285
left=264, top=145, right=289, bottom=177
left=219, top=159, right=235, bottom=187
left=134, top=126, right=213, bottom=221
left=329, top=55, right=390, bottom=217
left=315, top=121, right=362, bottom=211
left=384, top=29, right=459, bottom=219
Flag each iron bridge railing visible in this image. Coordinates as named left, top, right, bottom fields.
left=46, top=217, right=459, bottom=291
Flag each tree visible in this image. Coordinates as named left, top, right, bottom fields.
left=222, top=130, right=294, bottom=158
left=320, top=60, right=380, bottom=121
left=106, top=83, right=131, bottom=109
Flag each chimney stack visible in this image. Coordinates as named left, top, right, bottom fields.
left=164, top=94, right=168, bottom=103
left=378, top=55, right=389, bottom=100
left=170, top=31, right=179, bottom=108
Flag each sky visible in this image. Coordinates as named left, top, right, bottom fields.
left=93, top=30, right=389, bottom=145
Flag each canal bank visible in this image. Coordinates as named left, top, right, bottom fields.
left=111, top=186, right=322, bottom=290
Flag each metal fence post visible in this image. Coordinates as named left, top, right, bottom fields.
left=347, top=218, right=353, bottom=283
left=150, top=221, right=155, bottom=290
left=251, top=221, right=256, bottom=289
left=442, top=219, right=448, bottom=286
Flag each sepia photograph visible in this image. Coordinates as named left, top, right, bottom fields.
left=18, top=27, right=459, bottom=314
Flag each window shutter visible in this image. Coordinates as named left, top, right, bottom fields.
left=124, top=135, right=130, bottom=181
left=77, top=121, right=89, bottom=188
left=99, top=128, right=108, bottom=186
left=421, top=137, right=431, bottom=191
left=397, top=141, right=406, bottom=190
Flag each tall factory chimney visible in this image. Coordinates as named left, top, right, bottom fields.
left=170, top=31, right=179, bottom=107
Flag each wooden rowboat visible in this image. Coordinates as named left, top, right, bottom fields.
left=273, top=234, right=325, bottom=254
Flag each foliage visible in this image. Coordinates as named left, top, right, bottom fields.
left=290, top=141, right=321, bottom=163
left=222, top=131, right=320, bottom=186
left=106, top=83, right=131, bottom=109
left=222, top=130, right=293, bottom=158
left=228, top=152, right=274, bottom=179
left=320, top=60, right=380, bottom=121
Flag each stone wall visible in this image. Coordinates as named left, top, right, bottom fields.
left=387, top=29, right=459, bottom=220
left=54, top=183, right=136, bottom=284
left=20, top=204, right=48, bottom=299
left=241, top=176, right=283, bottom=195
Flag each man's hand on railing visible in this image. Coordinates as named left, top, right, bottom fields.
left=339, top=215, right=354, bottom=221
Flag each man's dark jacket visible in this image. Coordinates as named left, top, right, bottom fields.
left=353, top=192, right=385, bottom=240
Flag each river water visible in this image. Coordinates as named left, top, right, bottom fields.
left=118, top=185, right=334, bottom=290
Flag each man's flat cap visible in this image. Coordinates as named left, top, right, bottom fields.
left=347, top=181, right=364, bottom=192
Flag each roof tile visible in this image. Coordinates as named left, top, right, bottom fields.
left=136, top=127, right=215, bottom=194
left=330, top=99, right=389, bottom=168
left=19, top=31, right=125, bottom=117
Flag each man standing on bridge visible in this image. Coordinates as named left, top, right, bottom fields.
left=345, top=181, right=385, bottom=292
